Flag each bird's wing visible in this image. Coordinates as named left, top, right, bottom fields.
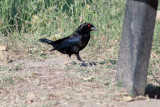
left=52, top=37, right=68, bottom=44
left=52, top=34, right=77, bottom=44
left=53, top=36, right=81, bottom=50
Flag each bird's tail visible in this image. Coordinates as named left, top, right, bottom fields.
left=39, top=38, right=57, bottom=50
left=39, top=38, right=54, bottom=45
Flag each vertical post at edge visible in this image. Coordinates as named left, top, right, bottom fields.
left=116, top=0, right=158, bottom=96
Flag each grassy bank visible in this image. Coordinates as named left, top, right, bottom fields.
left=0, top=0, right=125, bottom=57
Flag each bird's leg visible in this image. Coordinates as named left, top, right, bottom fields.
left=68, top=54, right=72, bottom=60
left=76, top=53, right=82, bottom=61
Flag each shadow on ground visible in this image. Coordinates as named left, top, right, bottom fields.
left=71, top=59, right=117, bottom=67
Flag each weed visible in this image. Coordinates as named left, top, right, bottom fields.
left=1, top=76, right=15, bottom=87
left=39, top=52, right=48, bottom=59
left=1, top=67, right=8, bottom=71
left=117, top=81, right=123, bottom=87
left=14, top=64, right=22, bottom=71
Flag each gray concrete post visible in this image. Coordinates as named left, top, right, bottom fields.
left=116, top=0, right=158, bottom=96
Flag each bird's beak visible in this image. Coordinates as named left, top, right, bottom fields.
left=91, top=27, right=97, bottom=31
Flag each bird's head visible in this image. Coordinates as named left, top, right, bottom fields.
left=77, top=22, right=97, bottom=33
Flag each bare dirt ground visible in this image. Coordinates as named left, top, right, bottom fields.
left=0, top=51, right=160, bottom=107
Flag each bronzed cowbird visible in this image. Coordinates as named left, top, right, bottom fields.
left=39, top=22, right=96, bottom=61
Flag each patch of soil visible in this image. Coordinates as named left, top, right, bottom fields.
left=0, top=53, right=160, bottom=107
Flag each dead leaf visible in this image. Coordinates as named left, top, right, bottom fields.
left=52, top=34, right=62, bottom=41
left=156, top=11, right=160, bottom=22
left=123, top=96, right=133, bottom=102
left=48, top=94, right=58, bottom=99
left=26, top=92, right=36, bottom=104
left=31, top=15, right=39, bottom=25
left=0, top=52, right=4, bottom=60
left=64, top=61, right=70, bottom=65
left=0, top=52, right=6, bottom=61
left=134, top=96, right=147, bottom=101
left=41, top=96, right=47, bottom=101
left=82, top=76, right=94, bottom=81
left=0, top=45, right=6, bottom=51
left=85, top=4, right=90, bottom=10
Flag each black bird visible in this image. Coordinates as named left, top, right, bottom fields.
left=39, top=22, right=96, bottom=61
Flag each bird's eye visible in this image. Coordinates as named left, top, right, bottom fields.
left=88, top=25, right=91, bottom=27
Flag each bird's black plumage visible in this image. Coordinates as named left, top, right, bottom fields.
left=39, top=22, right=96, bottom=61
